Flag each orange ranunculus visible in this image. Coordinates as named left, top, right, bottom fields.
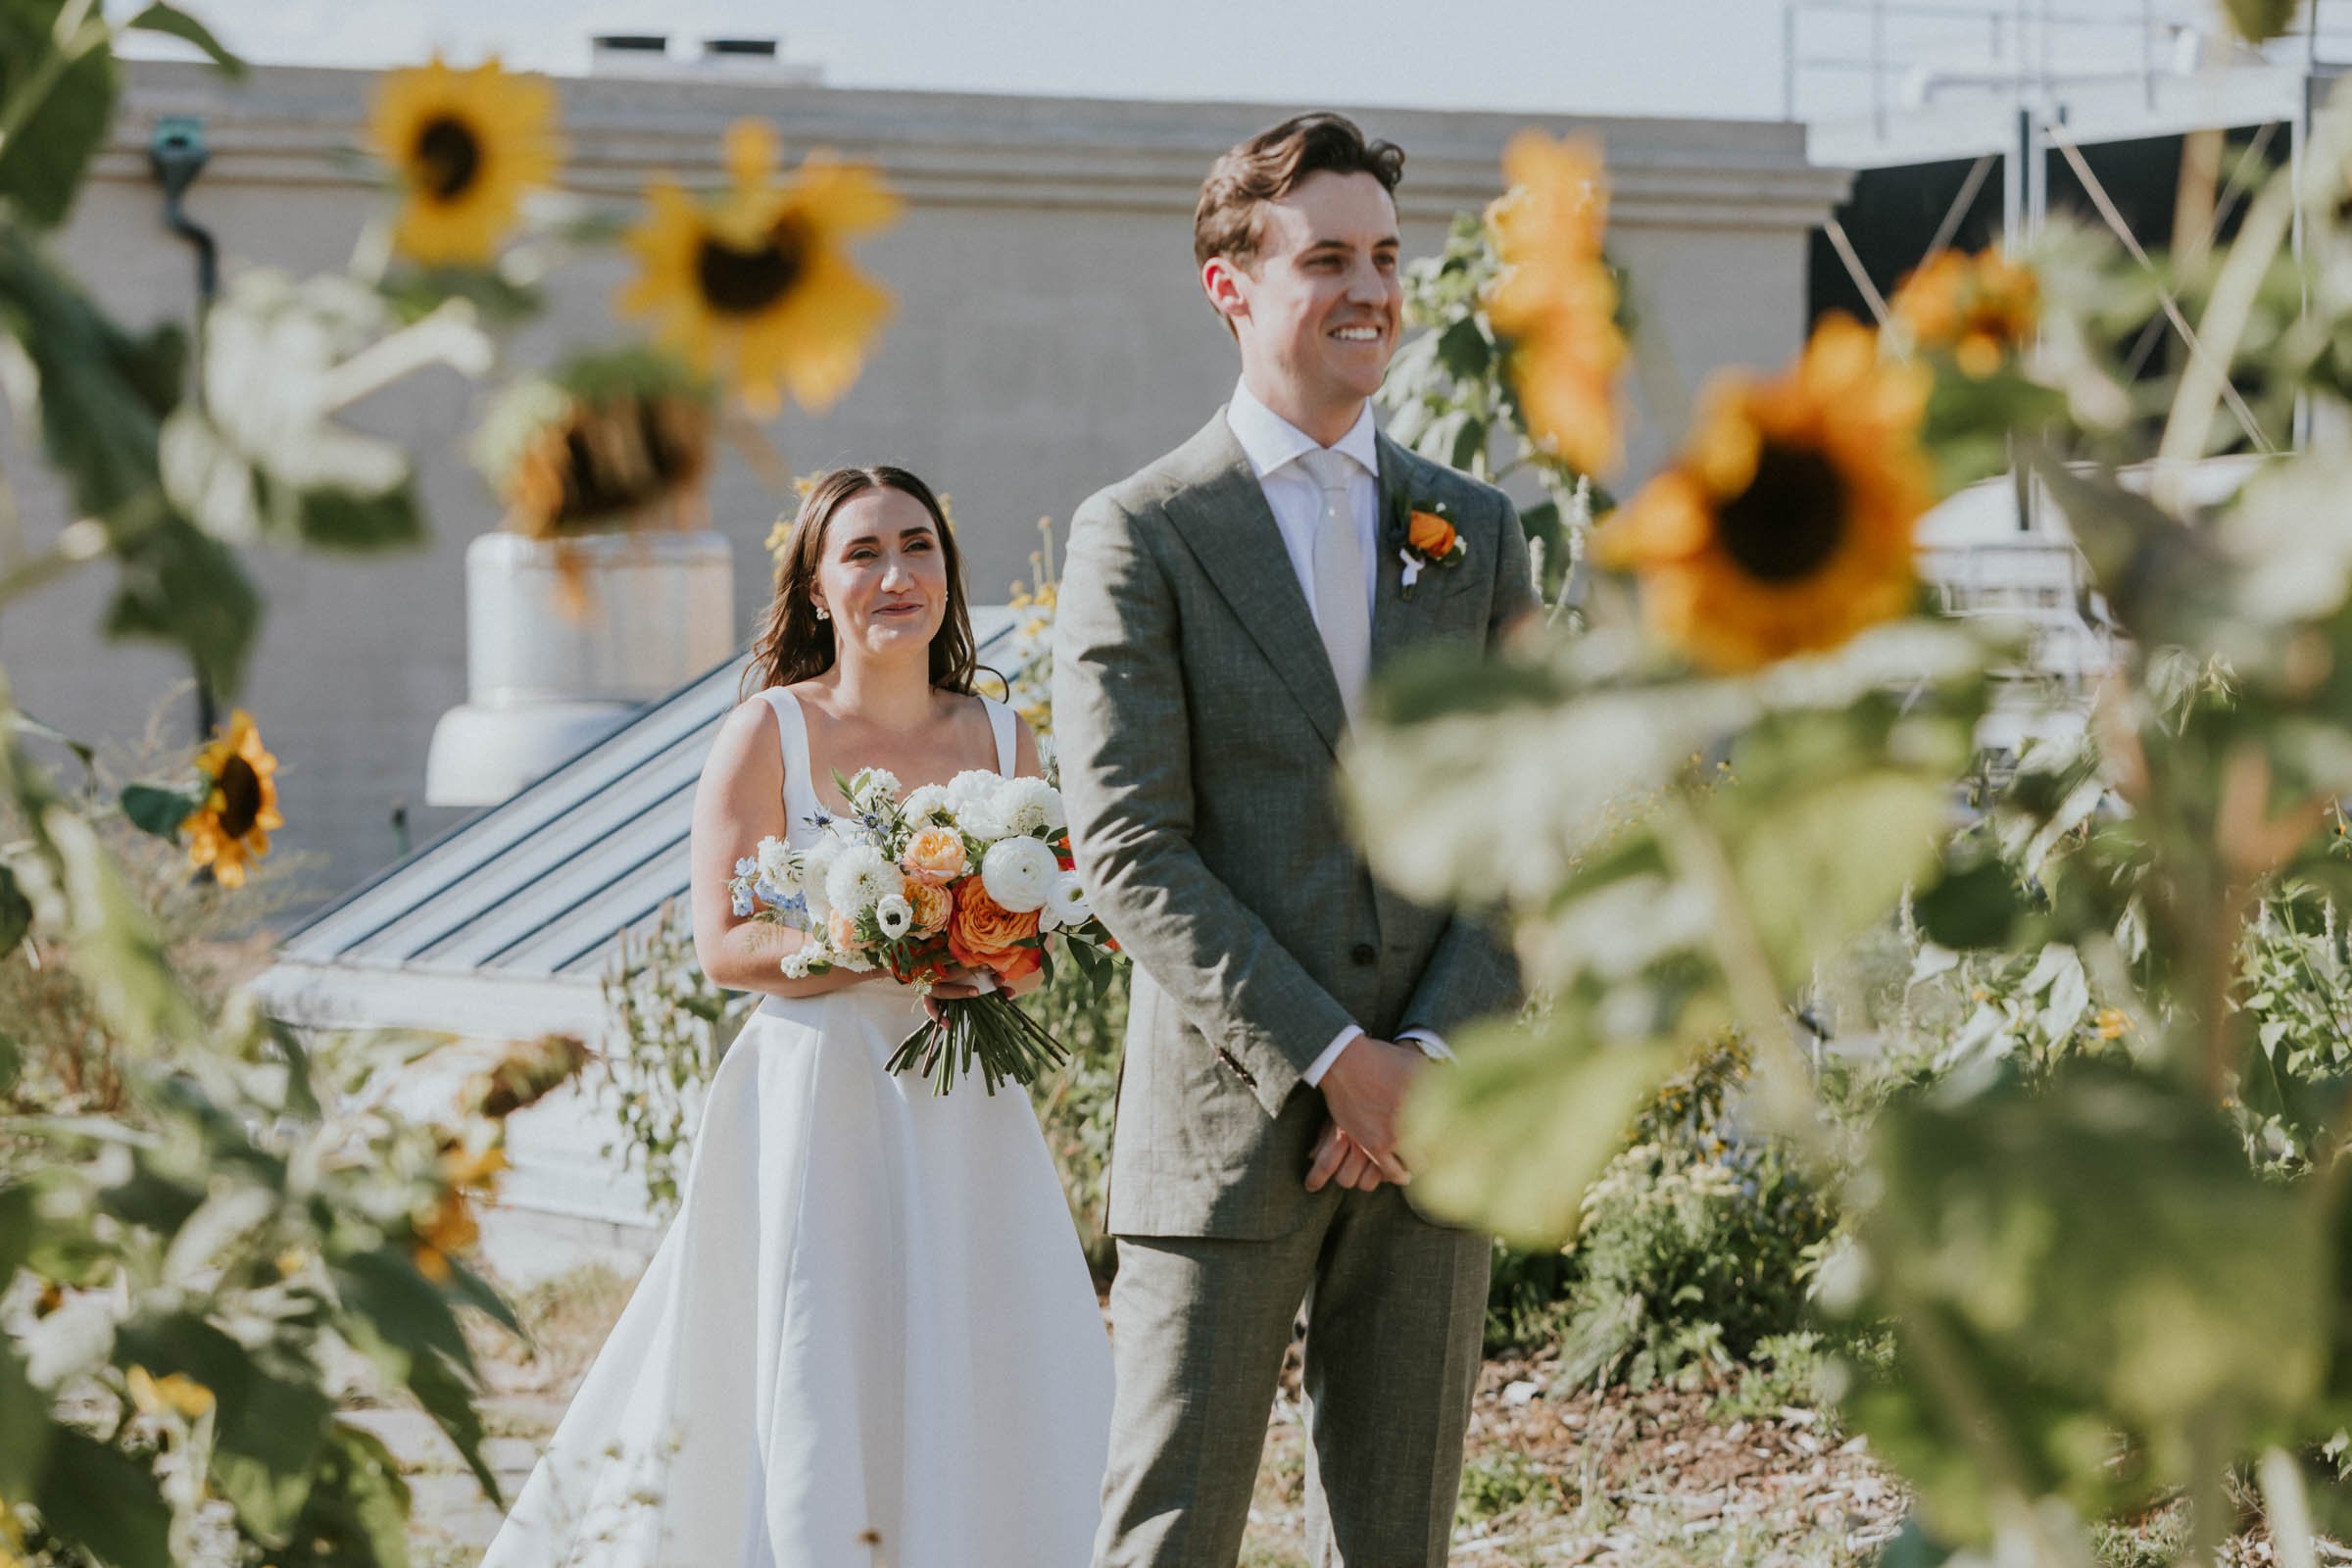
left=948, top=879, right=1042, bottom=981
left=905, top=877, right=952, bottom=937
left=1407, top=510, right=1459, bottom=560
left=902, top=825, right=968, bottom=884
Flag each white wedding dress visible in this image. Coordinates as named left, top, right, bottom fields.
left=478, top=688, right=1113, bottom=1568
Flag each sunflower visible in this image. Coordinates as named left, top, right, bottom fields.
left=411, top=1188, right=479, bottom=1283
left=619, top=119, right=902, bottom=416
left=1888, top=246, right=2038, bottom=377
left=1594, top=314, right=1932, bottom=672
left=1485, top=130, right=1628, bottom=477
left=482, top=353, right=715, bottom=538
left=368, top=56, right=563, bottom=267
left=181, top=710, right=283, bottom=890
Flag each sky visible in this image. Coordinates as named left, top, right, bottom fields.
left=129, top=2, right=2255, bottom=126
left=130, top=0, right=1820, bottom=122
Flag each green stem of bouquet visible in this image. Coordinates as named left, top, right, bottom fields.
left=889, top=992, right=1067, bottom=1097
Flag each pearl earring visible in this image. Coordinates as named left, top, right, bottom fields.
left=814, top=605, right=830, bottom=620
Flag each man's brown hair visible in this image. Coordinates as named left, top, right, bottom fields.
left=1193, top=112, right=1405, bottom=299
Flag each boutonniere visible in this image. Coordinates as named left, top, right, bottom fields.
left=1388, top=493, right=1469, bottom=600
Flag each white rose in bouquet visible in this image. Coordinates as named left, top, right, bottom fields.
left=980, top=835, right=1058, bottom=914
left=902, top=783, right=950, bottom=822
left=1042, top=869, right=1092, bottom=931
left=828, top=843, right=901, bottom=915
left=993, top=775, right=1066, bottom=836
left=848, top=767, right=902, bottom=813
left=755, top=837, right=802, bottom=895
left=799, top=833, right=845, bottom=919
left=946, top=769, right=1012, bottom=840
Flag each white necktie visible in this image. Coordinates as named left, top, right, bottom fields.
left=1298, top=447, right=1370, bottom=722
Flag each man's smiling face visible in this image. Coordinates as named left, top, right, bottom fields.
left=1216, top=169, right=1404, bottom=420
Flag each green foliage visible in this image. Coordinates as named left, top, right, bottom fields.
left=598, top=901, right=753, bottom=1217
left=1375, top=210, right=1607, bottom=603
left=1357, top=619, right=1996, bottom=1248
left=1548, top=1039, right=1838, bottom=1393
left=0, top=9, right=597, bottom=1563
left=1352, top=83, right=2352, bottom=1568
left=2234, top=886, right=2352, bottom=1172
left=1711, top=1332, right=1856, bottom=1423
left=1454, top=1447, right=1560, bottom=1527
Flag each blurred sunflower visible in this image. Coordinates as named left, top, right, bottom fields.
left=477, top=349, right=714, bottom=539
left=1595, top=314, right=1932, bottom=672
left=1889, top=246, right=2038, bottom=377
left=368, top=56, right=563, bottom=267
left=411, top=1188, right=480, bottom=1283
left=181, top=710, right=282, bottom=890
left=619, top=119, right=902, bottom=416
left=1485, top=130, right=1627, bottom=477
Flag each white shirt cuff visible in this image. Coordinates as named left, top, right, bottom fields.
left=1300, top=1025, right=1451, bottom=1087
left=1301, top=1024, right=1363, bottom=1088
left=1398, top=1027, right=1452, bottom=1062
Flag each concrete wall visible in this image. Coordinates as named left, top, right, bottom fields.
left=1, top=62, right=1848, bottom=916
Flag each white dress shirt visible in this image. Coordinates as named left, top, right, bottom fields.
left=1223, top=378, right=1451, bottom=1089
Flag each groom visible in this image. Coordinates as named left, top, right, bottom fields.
left=1054, top=113, right=1536, bottom=1567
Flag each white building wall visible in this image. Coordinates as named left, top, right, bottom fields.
left=1, top=62, right=1848, bottom=913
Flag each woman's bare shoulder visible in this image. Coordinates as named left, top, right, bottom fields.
left=706, top=693, right=786, bottom=771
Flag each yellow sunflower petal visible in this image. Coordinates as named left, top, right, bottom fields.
left=724, top=118, right=781, bottom=188
left=1603, top=315, right=1933, bottom=672
left=792, top=152, right=906, bottom=238
left=618, top=147, right=899, bottom=414
left=370, top=55, right=564, bottom=267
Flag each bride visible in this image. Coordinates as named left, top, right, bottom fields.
left=479, top=465, right=1114, bottom=1567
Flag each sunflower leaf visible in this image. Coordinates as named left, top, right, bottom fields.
left=122, top=2, right=245, bottom=75
left=288, top=478, right=426, bottom=554
left=0, top=0, right=119, bottom=228
left=34, top=1427, right=172, bottom=1568
left=118, top=781, right=200, bottom=842
left=1400, top=1001, right=1690, bottom=1248
left=1852, top=1060, right=2328, bottom=1540
left=0, top=222, right=186, bottom=517
left=102, top=514, right=261, bottom=697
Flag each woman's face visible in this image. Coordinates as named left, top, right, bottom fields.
left=810, top=486, right=951, bottom=663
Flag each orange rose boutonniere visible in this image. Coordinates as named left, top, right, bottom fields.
left=1391, top=494, right=1469, bottom=599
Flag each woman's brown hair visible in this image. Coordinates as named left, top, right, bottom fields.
left=739, top=466, right=979, bottom=701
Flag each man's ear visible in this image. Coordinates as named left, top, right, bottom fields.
left=1202, top=255, right=1249, bottom=328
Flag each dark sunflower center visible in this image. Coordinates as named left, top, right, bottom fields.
left=216, top=755, right=263, bottom=840
left=694, top=218, right=809, bottom=316
left=416, top=116, right=483, bottom=201
left=1716, top=442, right=1847, bottom=584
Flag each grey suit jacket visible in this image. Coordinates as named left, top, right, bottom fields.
left=1053, top=411, right=1536, bottom=1241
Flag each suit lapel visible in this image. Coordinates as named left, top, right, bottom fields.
left=1161, top=415, right=1348, bottom=754
left=1371, top=432, right=1446, bottom=672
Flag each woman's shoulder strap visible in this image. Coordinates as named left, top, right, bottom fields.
left=979, top=692, right=1017, bottom=776
left=753, top=686, right=812, bottom=793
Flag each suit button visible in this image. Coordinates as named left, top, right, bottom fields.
left=1350, top=943, right=1378, bottom=966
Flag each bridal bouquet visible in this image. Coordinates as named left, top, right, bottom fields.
left=728, top=766, right=1122, bottom=1094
